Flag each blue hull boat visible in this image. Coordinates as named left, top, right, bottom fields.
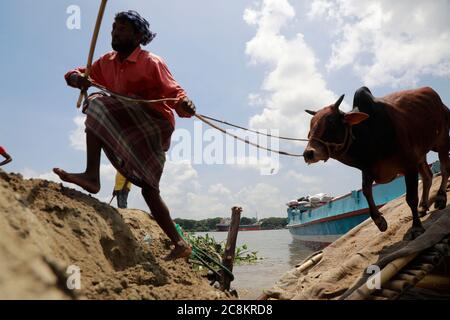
left=287, top=176, right=405, bottom=248
left=286, top=161, right=442, bottom=249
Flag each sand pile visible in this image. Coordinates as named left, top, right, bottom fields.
left=265, top=175, right=450, bottom=300
left=0, top=169, right=231, bottom=300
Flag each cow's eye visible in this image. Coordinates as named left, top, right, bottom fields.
left=327, top=118, right=337, bottom=126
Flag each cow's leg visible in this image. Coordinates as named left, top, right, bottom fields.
left=418, top=160, right=432, bottom=217
left=435, top=149, right=449, bottom=209
left=405, top=170, right=425, bottom=239
left=362, top=171, right=387, bottom=232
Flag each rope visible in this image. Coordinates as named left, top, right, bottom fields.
left=88, top=80, right=305, bottom=157
left=91, top=81, right=308, bottom=143
left=195, top=114, right=304, bottom=157
left=90, top=81, right=180, bottom=103
left=309, top=124, right=354, bottom=159
left=197, top=114, right=309, bottom=142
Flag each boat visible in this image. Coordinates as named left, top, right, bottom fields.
left=286, top=161, right=442, bottom=249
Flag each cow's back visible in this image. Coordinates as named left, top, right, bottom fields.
left=378, top=87, right=449, bottom=161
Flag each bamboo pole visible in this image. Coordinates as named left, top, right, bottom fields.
left=416, top=274, right=450, bottom=292
left=346, top=252, right=419, bottom=300
left=396, top=273, right=421, bottom=283
left=220, top=206, right=242, bottom=291
left=383, top=279, right=412, bottom=292
left=295, top=252, right=324, bottom=273
left=370, top=295, right=389, bottom=300
left=410, top=263, right=435, bottom=273
left=378, top=288, right=400, bottom=299
left=347, top=238, right=449, bottom=300
left=403, top=269, right=427, bottom=278
left=76, top=0, right=108, bottom=108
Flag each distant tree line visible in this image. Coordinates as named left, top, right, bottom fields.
left=174, top=217, right=288, bottom=232
left=174, top=217, right=222, bottom=232
left=260, top=217, right=288, bottom=230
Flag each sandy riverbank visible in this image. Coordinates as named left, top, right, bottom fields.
left=0, top=169, right=233, bottom=300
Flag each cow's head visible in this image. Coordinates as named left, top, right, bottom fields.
left=303, top=95, right=369, bottom=164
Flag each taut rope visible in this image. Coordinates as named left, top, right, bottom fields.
left=196, top=114, right=309, bottom=142
left=88, top=80, right=306, bottom=157
left=308, top=124, right=354, bottom=158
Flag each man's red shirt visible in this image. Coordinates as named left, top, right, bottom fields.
left=65, top=46, right=187, bottom=128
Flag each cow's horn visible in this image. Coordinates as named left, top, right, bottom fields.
left=305, top=110, right=316, bottom=116
left=334, top=94, right=345, bottom=110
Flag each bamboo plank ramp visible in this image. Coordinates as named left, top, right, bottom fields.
left=348, top=237, right=449, bottom=300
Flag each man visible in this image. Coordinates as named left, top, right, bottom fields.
left=113, top=170, right=132, bottom=209
left=0, top=146, right=12, bottom=167
left=54, top=11, right=195, bottom=260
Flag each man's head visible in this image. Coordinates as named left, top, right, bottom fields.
left=112, top=11, right=156, bottom=53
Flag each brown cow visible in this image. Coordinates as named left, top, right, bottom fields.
left=303, top=86, right=450, bottom=239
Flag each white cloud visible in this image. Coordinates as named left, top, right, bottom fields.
left=244, top=0, right=341, bottom=147
left=229, top=155, right=281, bottom=175
left=70, top=115, right=86, bottom=151
left=284, top=170, right=322, bottom=185
left=124, top=160, right=288, bottom=219
left=22, top=168, right=61, bottom=183
left=247, top=93, right=265, bottom=107
left=100, top=163, right=116, bottom=182
left=309, top=0, right=450, bottom=87
left=158, top=161, right=235, bottom=219
left=160, top=160, right=201, bottom=205
left=208, top=183, right=231, bottom=195
left=125, top=160, right=205, bottom=218
left=283, top=169, right=328, bottom=198
left=234, top=183, right=286, bottom=218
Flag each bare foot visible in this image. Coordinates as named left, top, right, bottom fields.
left=163, top=243, right=192, bottom=261
left=53, top=168, right=100, bottom=194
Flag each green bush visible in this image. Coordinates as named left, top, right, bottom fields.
left=184, top=232, right=261, bottom=272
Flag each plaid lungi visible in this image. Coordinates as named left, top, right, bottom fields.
left=84, top=94, right=174, bottom=192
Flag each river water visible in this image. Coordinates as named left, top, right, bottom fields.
left=195, top=229, right=316, bottom=300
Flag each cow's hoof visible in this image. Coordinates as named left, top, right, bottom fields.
left=406, top=226, right=426, bottom=240
left=434, top=195, right=447, bottom=210
left=418, top=207, right=428, bottom=218
left=374, top=216, right=388, bottom=232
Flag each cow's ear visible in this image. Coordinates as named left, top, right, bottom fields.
left=305, top=110, right=316, bottom=116
left=333, top=94, right=345, bottom=111
left=344, top=112, right=369, bottom=125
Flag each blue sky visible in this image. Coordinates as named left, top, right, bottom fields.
left=1, top=0, right=449, bottom=219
